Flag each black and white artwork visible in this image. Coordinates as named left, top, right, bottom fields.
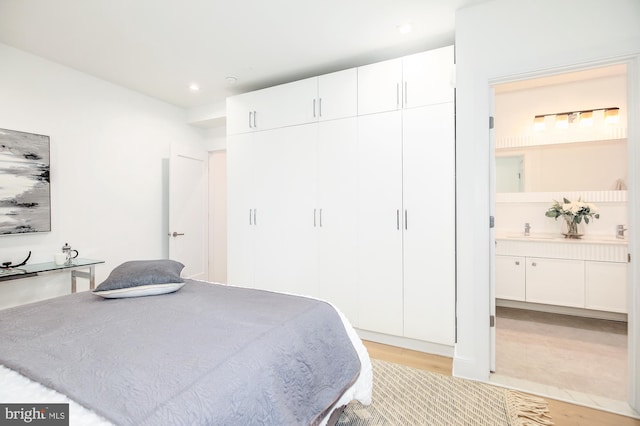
left=0, top=128, right=51, bottom=235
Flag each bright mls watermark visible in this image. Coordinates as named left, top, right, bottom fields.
left=1, top=404, right=68, bottom=425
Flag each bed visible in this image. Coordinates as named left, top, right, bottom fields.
left=0, top=260, right=372, bottom=425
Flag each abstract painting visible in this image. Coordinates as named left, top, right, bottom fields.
left=0, top=128, right=51, bottom=235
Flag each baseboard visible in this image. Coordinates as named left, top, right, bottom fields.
left=355, top=329, right=454, bottom=358
left=496, top=299, right=628, bottom=322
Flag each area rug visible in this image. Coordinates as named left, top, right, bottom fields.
left=337, top=359, right=553, bottom=426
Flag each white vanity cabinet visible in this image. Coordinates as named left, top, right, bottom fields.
left=495, top=255, right=525, bottom=301
left=495, top=237, right=628, bottom=315
left=585, top=261, right=627, bottom=313
left=357, top=45, right=454, bottom=115
left=525, top=257, right=585, bottom=308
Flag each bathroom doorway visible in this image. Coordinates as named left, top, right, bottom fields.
left=489, top=63, right=634, bottom=416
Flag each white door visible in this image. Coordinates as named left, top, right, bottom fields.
left=402, top=46, right=455, bottom=109
left=169, top=144, right=208, bottom=280
left=275, top=124, right=319, bottom=296
left=317, top=117, right=359, bottom=325
left=489, top=87, right=497, bottom=372
left=357, top=111, right=403, bottom=335
left=357, top=58, right=402, bottom=116
left=226, top=133, right=256, bottom=286
left=402, top=103, right=455, bottom=345
left=317, top=69, right=358, bottom=121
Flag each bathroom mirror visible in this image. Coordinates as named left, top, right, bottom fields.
left=495, top=139, right=627, bottom=193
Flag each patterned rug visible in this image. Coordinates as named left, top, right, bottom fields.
left=337, top=359, right=553, bottom=426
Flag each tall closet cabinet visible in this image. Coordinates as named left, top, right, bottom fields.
left=227, top=45, right=455, bottom=351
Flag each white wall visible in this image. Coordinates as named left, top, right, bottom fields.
left=0, top=43, right=207, bottom=309
left=454, top=0, right=640, bottom=409
left=208, top=151, right=227, bottom=283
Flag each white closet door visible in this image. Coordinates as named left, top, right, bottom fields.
left=357, top=58, right=402, bottom=116
left=317, top=118, right=359, bottom=326
left=402, top=103, right=455, bottom=345
left=226, top=133, right=256, bottom=286
left=318, top=69, right=358, bottom=121
left=266, top=77, right=318, bottom=129
left=402, top=46, right=455, bottom=109
left=357, top=111, right=403, bottom=336
left=275, top=124, right=319, bottom=297
left=251, top=129, right=288, bottom=291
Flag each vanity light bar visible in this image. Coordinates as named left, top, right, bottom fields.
left=533, top=107, right=619, bottom=130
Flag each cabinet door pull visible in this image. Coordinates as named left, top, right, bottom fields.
left=515, top=261, right=520, bottom=265
left=404, top=81, right=408, bottom=107
left=319, top=208, right=323, bottom=227
left=253, top=111, right=257, bottom=128
left=396, top=209, right=400, bottom=230
left=404, top=209, right=408, bottom=230
left=253, top=209, right=257, bottom=225
left=313, top=99, right=316, bottom=118
left=248, top=111, right=253, bottom=128
left=396, top=83, right=400, bottom=109
left=249, top=209, right=253, bottom=225
left=531, top=262, right=537, bottom=267
left=313, top=208, right=317, bottom=227
left=319, top=98, right=322, bottom=117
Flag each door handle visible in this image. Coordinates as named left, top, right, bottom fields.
left=170, top=232, right=185, bottom=237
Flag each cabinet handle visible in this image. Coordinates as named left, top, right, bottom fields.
left=313, top=99, right=316, bottom=118
left=404, top=209, right=408, bottom=230
left=319, top=98, right=322, bottom=117
left=253, top=111, right=257, bottom=128
left=404, top=81, right=408, bottom=107
left=249, top=111, right=253, bottom=128
left=515, top=261, right=520, bottom=266
left=319, top=208, right=323, bottom=227
left=531, top=262, right=537, bottom=267
left=249, top=209, right=253, bottom=225
left=313, top=208, right=317, bottom=227
left=253, top=209, right=257, bottom=225
left=396, top=209, right=400, bottom=230
left=396, top=83, right=400, bottom=109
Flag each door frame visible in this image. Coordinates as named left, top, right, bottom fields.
left=487, top=54, right=639, bottom=410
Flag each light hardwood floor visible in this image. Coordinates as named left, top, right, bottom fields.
left=362, top=340, right=640, bottom=426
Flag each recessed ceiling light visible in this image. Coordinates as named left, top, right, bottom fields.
left=225, top=76, right=238, bottom=86
left=189, top=83, right=200, bottom=92
left=397, top=23, right=412, bottom=34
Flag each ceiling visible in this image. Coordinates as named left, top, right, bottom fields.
left=0, top=0, right=486, bottom=109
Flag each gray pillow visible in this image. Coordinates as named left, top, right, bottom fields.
left=93, top=259, right=186, bottom=299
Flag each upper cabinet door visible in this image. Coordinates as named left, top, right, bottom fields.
left=226, top=91, right=258, bottom=135
left=403, top=45, right=455, bottom=108
left=226, top=88, right=272, bottom=134
left=317, top=69, right=358, bottom=121
left=264, top=77, right=318, bottom=129
left=357, top=58, right=403, bottom=116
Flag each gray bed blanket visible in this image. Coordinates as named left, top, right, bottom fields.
left=0, top=280, right=361, bottom=425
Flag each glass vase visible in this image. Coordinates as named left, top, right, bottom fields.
left=563, top=219, right=583, bottom=239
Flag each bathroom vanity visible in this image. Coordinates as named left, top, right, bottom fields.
left=495, top=233, right=628, bottom=318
